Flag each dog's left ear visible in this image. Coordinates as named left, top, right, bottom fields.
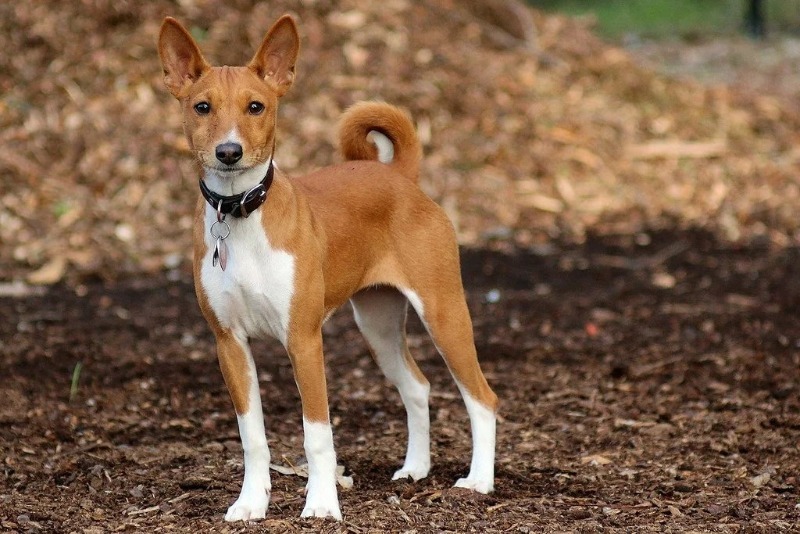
left=249, top=15, right=300, bottom=97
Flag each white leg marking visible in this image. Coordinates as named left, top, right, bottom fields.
left=391, top=379, right=431, bottom=481
left=367, top=130, right=394, bottom=164
left=301, top=419, right=342, bottom=520
left=351, top=291, right=431, bottom=481
left=453, top=382, right=496, bottom=493
left=225, top=349, right=272, bottom=521
left=400, top=289, right=496, bottom=493
left=398, top=289, right=425, bottom=321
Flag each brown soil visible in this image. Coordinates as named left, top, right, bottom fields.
left=2, top=229, right=799, bottom=532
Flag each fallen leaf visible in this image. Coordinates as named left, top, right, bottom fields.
left=581, top=454, right=613, bottom=466
left=269, top=462, right=353, bottom=489
left=750, top=472, right=771, bottom=488
left=27, top=257, right=67, bottom=285
left=0, top=281, right=47, bottom=298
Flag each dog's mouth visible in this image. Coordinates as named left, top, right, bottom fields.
left=200, top=158, right=256, bottom=176
left=198, top=149, right=272, bottom=178
left=208, top=163, right=249, bottom=175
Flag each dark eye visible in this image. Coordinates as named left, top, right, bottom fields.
left=248, top=101, right=265, bottom=115
left=194, top=101, right=211, bottom=115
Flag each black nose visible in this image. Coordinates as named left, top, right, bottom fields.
left=215, top=142, right=243, bottom=166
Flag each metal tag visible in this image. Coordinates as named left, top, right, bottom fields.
left=210, top=203, right=231, bottom=271
left=212, top=238, right=228, bottom=271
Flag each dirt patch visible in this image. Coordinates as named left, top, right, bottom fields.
left=2, top=229, right=798, bottom=532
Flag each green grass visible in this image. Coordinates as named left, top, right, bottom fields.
left=70, top=362, right=83, bottom=402
left=532, top=0, right=800, bottom=39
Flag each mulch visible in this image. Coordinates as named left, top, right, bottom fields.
left=2, top=229, right=799, bottom=531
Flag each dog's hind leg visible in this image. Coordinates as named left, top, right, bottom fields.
left=399, top=282, right=497, bottom=494
left=351, top=287, right=431, bottom=481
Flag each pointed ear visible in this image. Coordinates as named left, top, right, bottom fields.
left=248, top=15, right=300, bottom=97
left=158, top=17, right=211, bottom=98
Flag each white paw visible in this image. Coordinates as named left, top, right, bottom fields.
left=454, top=476, right=494, bottom=494
left=392, top=464, right=430, bottom=482
left=224, top=491, right=269, bottom=522
left=300, top=502, right=342, bottom=520
left=301, top=481, right=341, bottom=520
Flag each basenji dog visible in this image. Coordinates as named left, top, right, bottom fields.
left=158, top=14, right=497, bottom=521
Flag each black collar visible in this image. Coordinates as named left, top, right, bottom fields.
left=199, top=161, right=274, bottom=218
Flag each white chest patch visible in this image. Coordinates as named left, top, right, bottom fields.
left=200, top=207, right=295, bottom=345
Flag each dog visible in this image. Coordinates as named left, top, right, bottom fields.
left=158, top=14, right=497, bottom=521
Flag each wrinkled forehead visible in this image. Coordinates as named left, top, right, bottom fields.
left=189, top=66, right=273, bottom=103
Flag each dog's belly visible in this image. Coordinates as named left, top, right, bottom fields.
left=200, top=214, right=295, bottom=345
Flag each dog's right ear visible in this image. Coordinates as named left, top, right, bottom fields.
left=158, top=17, right=211, bottom=98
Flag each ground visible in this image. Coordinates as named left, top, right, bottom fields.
left=2, top=228, right=798, bottom=532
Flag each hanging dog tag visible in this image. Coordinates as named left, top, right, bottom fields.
left=212, top=237, right=229, bottom=271
left=210, top=204, right=231, bottom=271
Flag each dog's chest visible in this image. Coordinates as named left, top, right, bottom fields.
left=200, top=210, right=295, bottom=344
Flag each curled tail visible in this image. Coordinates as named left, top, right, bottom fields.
left=338, top=102, right=422, bottom=183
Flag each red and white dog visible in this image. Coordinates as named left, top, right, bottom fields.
left=158, top=14, right=497, bottom=521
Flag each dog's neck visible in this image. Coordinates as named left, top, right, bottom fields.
left=202, top=160, right=274, bottom=197
left=199, top=159, right=276, bottom=221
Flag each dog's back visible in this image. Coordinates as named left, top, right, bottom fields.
left=294, top=103, right=452, bottom=311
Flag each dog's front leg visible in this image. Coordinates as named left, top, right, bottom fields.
left=215, top=331, right=272, bottom=521
left=287, top=330, right=342, bottom=520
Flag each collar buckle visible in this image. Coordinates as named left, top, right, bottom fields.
left=237, top=183, right=267, bottom=219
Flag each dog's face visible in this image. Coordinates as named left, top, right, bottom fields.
left=158, top=16, right=299, bottom=174
left=175, top=66, right=280, bottom=173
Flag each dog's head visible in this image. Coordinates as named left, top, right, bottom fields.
left=158, top=16, right=299, bottom=174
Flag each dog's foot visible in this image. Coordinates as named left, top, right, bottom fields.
left=301, top=482, right=342, bottom=520
left=300, top=504, right=342, bottom=520
left=224, top=489, right=269, bottom=522
left=300, top=499, right=342, bottom=520
left=454, top=476, right=494, bottom=494
left=392, top=464, right=430, bottom=482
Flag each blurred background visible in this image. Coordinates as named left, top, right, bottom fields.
left=534, top=0, right=800, bottom=39
left=2, top=0, right=800, bottom=285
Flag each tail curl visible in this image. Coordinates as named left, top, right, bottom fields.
left=338, top=102, right=422, bottom=183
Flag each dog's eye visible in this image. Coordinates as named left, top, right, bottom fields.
left=194, top=102, right=211, bottom=115
left=248, top=101, right=265, bottom=115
